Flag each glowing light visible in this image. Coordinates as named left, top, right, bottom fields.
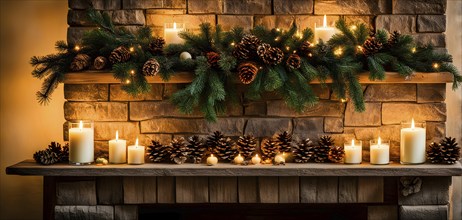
left=308, top=53, right=313, bottom=57
left=125, top=79, right=131, bottom=84
left=129, top=47, right=135, bottom=52
left=411, top=118, right=415, bottom=129
left=323, top=15, right=328, bottom=28
left=135, top=138, right=139, bottom=147
left=334, top=47, right=343, bottom=56
left=433, top=63, right=439, bottom=69
left=116, top=130, right=119, bottom=141
left=74, top=45, right=81, bottom=51
left=79, top=120, right=83, bottom=130
left=352, top=139, right=355, bottom=146
left=350, top=25, right=357, bottom=31
left=293, top=50, right=297, bottom=54
left=274, top=37, right=280, bottom=41
left=411, top=47, right=417, bottom=53
left=130, top=70, right=135, bottom=75
left=340, top=98, right=348, bottom=103
left=231, top=42, right=235, bottom=46
left=285, top=46, right=290, bottom=51
left=173, top=22, right=177, bottom=29
left=378, top=137, right=381, bottom=146
left=276, top=28, right=281, bottom=32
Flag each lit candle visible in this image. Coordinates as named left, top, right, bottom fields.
left=69, top=121, right=94, bottom=165
left=370, top=137, right=390, bottom=165
left=400, top=119, right=426, bottom=164
left=274, top=153, right=285, bottom=164
left=314, top=15, right=336, bottom=43
left=109, top=130, right=127, bottom=164
left=207, top=154, right=218, bottom=166
left=164, top=22, right=185, bottom=45
left=344, top=139, right=362, bottom=164
left=127, top=138, right=145, bottom=165
left=251, top=154, right=261, bottom=165
left=234, top=154, right=244, bottom=165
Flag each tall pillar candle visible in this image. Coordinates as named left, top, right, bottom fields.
left=69, top=121, right=94, bottom=165
left=128, top=138, right=145, bottom=165
left=315, top=15, right=336, bottom=43
left=344, top=139, right=362, bottom=164
left=164, top=22, right=185, bottom=45
left=400, top=119, right=426, bottom=164
left=109, top=130, right=127, bottom=164
left=370, top=137, right=390, bottom=165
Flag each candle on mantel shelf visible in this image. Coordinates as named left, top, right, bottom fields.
left=109, top=130, right=127, bottom=164
left=69, top=121, right=94, bottom=165
left=315, top=15, right=336, bottom=43
left=164, top=22, right=185, bottom=45
left=251, top=154, right=261, bottom=165
left=127, top=138, right=145, bottom=165
left=370, top=137, right=390, bottom=165
left=207, top=154, right=218, bottom=166
left=234, top=154, right=244, bottom=165
left=274, top=153, right=285, bottom=164
left=344, top=139, right=362, bottom=164
left=400, top=119, right=426, bottom=164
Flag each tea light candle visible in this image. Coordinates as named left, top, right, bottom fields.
left=69, top=121, right=94, bottom=165
left=127, top=138, right=145, bottom=165
left=370, top=137, right=390, bottom=165
left=344, top=139, right=362, bottom=164
left=274, top=153, right=285, bottom=164
left=400, top=119, right=426, bottom=164
left=207, top=154, right=218, bottom=166
left=251, top=154, right=261, bottom=165
left=109, top=130, right=127, bottom=164
left=315, top=15, right=336, bottom=43
left=164, top=22, right=185, bottom=45
left=234, top=154, right=244, bottom=165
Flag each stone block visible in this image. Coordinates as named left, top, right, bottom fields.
left=314, top=0, right=391, bottom=15
left=376, top=15, right=416, bottom=34
left=162, top=83, right=187, bottom=98
left=95, top=141, right=109, bottom=158
left=223, top=0, right=272, bottom=14
left=188, top=0, right=223, bottom=14
left=218, top=15, right=254, bottom=31
left=417, top=84, right=445, bottom=103
left=245, top=118, right=292, bottom=137
left=399, top=177, right=451, bottom=205
left=64, top=102, right=128, bottom=121
left=244, top=102, right=266, bottom=116
left=68, top=10, right=97, bottom=26
left=364, top=84, right=416, bottom=102
left=130, top=101, right=197, bottom=120
left=417, top=15, right=446, bottom=33
left=139, top=134, right=173, bottom=146
left=110, top=84, right=163, bottom=101
left=141, top=118, right=245, bottom=135
left=146, top=14, right=215, bottom=34
left=392, top=0, right=446, bottom=14
left=324, top=117, right=343, bottom=133
left=67, top=27, right=95, bottom=45
left=312, top=85, right=330, bottom=100
left=123, top=0, right=186, bottom=9
left=97, top=177, right=123, bottom=204
left=350, top=125, right=401, bottom=161
left=293, top=117, right=324, bottom=141
left=425, top=122, right=445, bottom=145
left=56, top=181, right=97, bottom=205
left=411, top=33, right=446, bottom=48
left=344, top=102, right=381, bottom=126
left=254, top=15, right=339, bottom=31
left=146, top=9, right=187, bottom=14
left=69, top=0, right=121, bottom=10
left=55, top=206, right=114, bottom=220
left=267, top=100, right=345, bottom=117
left=112, top=10, right=146, bottom=25
left=399, top=205, right=448, bottom=220
left=273, top=0, right=313, bottom=14
left=115, top=206, right=137, bottom=220
left=382, top=103, right=446, bottom=124
left=94, top=122, right=139, bottom=141
left=64, top=84, right=109, bottom=101
left=345, top=16, right=374, bottom=29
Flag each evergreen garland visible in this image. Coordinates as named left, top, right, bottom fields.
left=31, top=9, right=462, bottom=121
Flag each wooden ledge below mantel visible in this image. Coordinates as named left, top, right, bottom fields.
left=63, top=71, right=454, bottom=84
left=6, top=160, right=462, bottom=177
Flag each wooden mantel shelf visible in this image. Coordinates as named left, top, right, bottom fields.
left=63, top=71, right=454, bottom=84
left=6, top=160, right=462, bottom=177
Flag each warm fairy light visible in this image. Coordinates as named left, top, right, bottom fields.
left=276, top=28, right=281, bottom=32
left=340, top=98, right=348, bottom=103
left=357, top=45, right=363, bottom=53
left=308, top=53, right=313, bottom=57
left=293, top=50, right=297, bottom=54
left=350, top=25, right=357, bottom=31
left=129, top=47, right=135, bottom=52
left=433, top=63, right=439, bottom=69
left=334, top=47, right=343, bottom=56
left=74, top=45, right=81, bottom=51
left=130, top=70, right=135, bottom=75
left=231, top=42, right=235, bottom=46
left=125, top=79, right=131, bottom=84
left=285, top=46, right=290, bottom=51
left=259, top=66, right=263, bottom=70
left=411, top=47, right=417, bottom=53
left=274, top=37, right=280, bottom=41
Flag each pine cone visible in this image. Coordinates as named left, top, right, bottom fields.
left=206, top=131, right=225, bottom=153
left=70, top=54, right=91, bottom=71
left=233, top=43, right=252, bottom=60
left=188, top=136, right=207, bottom=164
left=237, top=61, right=259, bottom=84
left=33, top=149, right=60, bottom=165
left=147, top=140, right=172, bottom=163
left=206, top=51, right=221, bottom=68
left=215, top=137, right=237, bottom=162
left=93, top=56, right=107, bottom=70
left=142, top=58, right=160, bottom=76
left=61, top=144, right=69, bottom=162
left=261, top=138, right=279, bottom=163
left=232, top=34, right=262, bottom=60
left=293, top=138, right=315, bottom=163
left=386, top=31, right=400, bottom=49
left=257, top=43, right=284, bottom=65
left=427, top=142, right=441, bottom=164
left=47, top=142, right=69, bottom=162
left=298, top=41, right=313, bottom=57
left=427, top=137, right=460, bottom=164
left=109, top=46, right=131, bottom=64
left=148, top=37, right=166, bottom=55
left=286, top=54, right=301, bottom=69
left=328, top=146, right=344, bottom=163
left=314, top=135, right=334, bottom=163
left=236, top=135, right=257, bottom=160
left=362, top=37, right=383, bottom=56
left=276, top=131, right=292, bottom=153
left=169, top=137, right=190, bottom=164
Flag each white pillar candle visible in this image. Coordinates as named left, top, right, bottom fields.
left=127, top=138, right=145, bottom=165
left=400, top=119, right=426, bottom=164
left=207, top=154, right=218, bottom=166
left=370, top=137, right=390, bottom=165
left=164, top=22, right=185, bottom=45
left=69, top=121, right=94, bottom=165
left=274, top=153, right=286, bottom=164
left=234, top=154, right=244, bottom=165
left=344, top=139, right=362, bottom=164
left=109, top=130, right=127, bottom=164
left=251, top=154, right=261, bottom=165
left=315, top=15, right=336, bottom=43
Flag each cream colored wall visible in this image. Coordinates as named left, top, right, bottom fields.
left=0, top=1, right=67, bottom=219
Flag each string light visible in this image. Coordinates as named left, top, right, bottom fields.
left=74, top=45, right=81, bottom=51
left=276, top=28, right=281, bottom=32
left=125, top=79, right=131, bottom=84
left=230, top=42, right=235, bottom=46
left=433, top=63, right=440, bottom=69
left=334, top=47, right=343, bottom=57
left=129, top=47, right=135, bottom=52
left=285, top=46, right=290, bottom=51
left=411, top=47, right=416, bottom=53
left=350, top=25, right=357, bottom=31
left=293, top=50, right=297, bottom=54
left=130, top=70, right=135, bottom=75
left=340, top=98, right=348, bottom=103
left=274, top=37, right=280, bottom=42
left=357, top=45, right=363, bottom=53
left=308, top=53, right=313, bottom=57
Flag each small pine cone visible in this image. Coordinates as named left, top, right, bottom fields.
left=33, top=149, right=60, bottom=165
left=232, top=43, right=251, bottom=60
left=319, top=135, right=334, bottom=147
left=286, top=54, right=301, bottom=69
left=147, top=140, right=171, bottom=163
left=236, top=135, right=257, bottom=160
left=169, top=137, right=190, bottom=164
left=261, top=138, right=279, bottom=163
left=142, top=58, right=160, bottom=76
left=188, top=136, right=207, bottom=164
left=109, top=46, right=131, bottom=64
left=241, top=34, right=262, bottom=50
left=47, top=142, right=69, bottom=162
left=61, top=143, right=69, bottom=162
left=70, top=54, right=91, bottom=71
left=237, top=61, right=259, bottom=84
left=293, top=138, right=315, bottom=163
left=362, top=37, right=383, bottom=56
left=427, top=142, right=442, bottom=164
left=215, top=137, right=237, bottom=161
left=430, top=137, right=461, bottom=164
left=386, top=31, right=400, bottom=49
left=148, top=37, right=166, bottom=55
left=328, top=146, right=345, bottom=163
left=276, top=131, right=292, bottom=153
left=314, top=136, right=334, bottom=163
left=298, top=41, right=313, bottom=56
left=206, top=51, right=221, bottom=68
left=93, top=56, right=108, bottom=70
left=232, top=34, right=262, bottom=60
left=257, top=43, right=284, bottom=65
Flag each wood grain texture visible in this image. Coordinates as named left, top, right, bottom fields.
left=114, top=205, right=137, bottom=220
left=368, top=206, right=398, bottom=220
left=278, top=177, right=300, bottom=203
left=358, top=177, right=384, bottom=203
left=157, top=177, right=175, bottom=203
left=300, top=177, right=317, bottom=203
left=338, top=177, right=358, bottom=203
left=56, top=180, right=97, bottom=205
left=209, top=177, right=238, bottom=203
left=55, top=206, right=113, bottom=220
left=7, top=160, right=462, bottom=177
left=97, top=177, right=123, bottom=204
left=316, top=177, right=338, bottom=203
left=398, top=177, right=451, bottom=205
left=238, top=177, right=258, bottom=203
left=123, top=177, right=157, bottom=204
left=176, top=176, right=209, bottom=203
left=399, top=205, right=448, bottom=220
left=258, top=177, right=279, bottom=203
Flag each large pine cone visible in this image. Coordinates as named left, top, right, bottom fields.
left=236, top=135, right=257, bottom=160
left=214, top=137, right=237, bottom=161
left=328, top=146, right=345, bottom=163
left=237, top=61, right=259, bottom=84
left=276, top=131, right=292, bottom=153
left=298, top=41, right=313, bottom=57
left=109, top=46, right=131, bottom=64
left=93, top=56, right=108, bottom=70
left=386, top=31, right=400, bottom=49
left=232, top=34, right=262, bottom=60
left=362, top=37, right=383, bottom=56
left=47, top=142, right=69, bottom=162
left=188, top=136, right=207, bottom=164
left=427, top=137, right=460, bottom=164
left=70, top=54, right=91, bottom=71
left=33, top=149, right=60, bottom=165
left=147, top=140, right=172, bottom=163
left=286, top=54, right=301, bottom=69
left=206, top=131, right=225, bottom=153
left=293, top=138, right=315, bottom=163
left=142, top=58, right=160, bottom=76
left=206, top=51, right=221, bottom=68
left=169, top=137, right=190, bottom=164
left=313, top=135, right=334, bottom=163
left=148, top=37, right=166, bottom=55
left=257, top=43, right=284, bottom=65
left=261, top=138, right=279, bottom=163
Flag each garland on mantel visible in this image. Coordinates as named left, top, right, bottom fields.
left=30, top=9, right=462, bottom=121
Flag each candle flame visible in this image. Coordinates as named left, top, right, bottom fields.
left=238, top=154, right=241, bottom=157
left=79, top=120, right=83, bottom=130
left=173, top=22, right=177, bottom=29
left=352, top=139, right=355, bottom=146
left=135, top=138, right=138, bottom=146
left=323, top=15, right=327, bottom=28
left=116, top=130, right=119, bottom=141
left=211, top=154, right=214, bottom=157
left=378, top=136, right=381, bottom=145
left=411, top=118, right=415, bottom=129
left=255, top=154, right=259, bottom=158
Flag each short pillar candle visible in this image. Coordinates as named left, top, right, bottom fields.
left=314, top=15, right=336, bottom=43
left=400, top=119, right=426, bottom=164
left=370, top=137, right=390, bottom=165
left=164, top=22, right=185, bottom=45
left=69, top=121, right=94, bottom=165
left=344, top=139, right=362, bottom=164
left=109, top=130, right=127, bottom=164
left=127, top=138, right=145, bottom=165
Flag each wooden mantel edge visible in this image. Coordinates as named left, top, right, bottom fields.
left=63, top=71, right=454, bottom=84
